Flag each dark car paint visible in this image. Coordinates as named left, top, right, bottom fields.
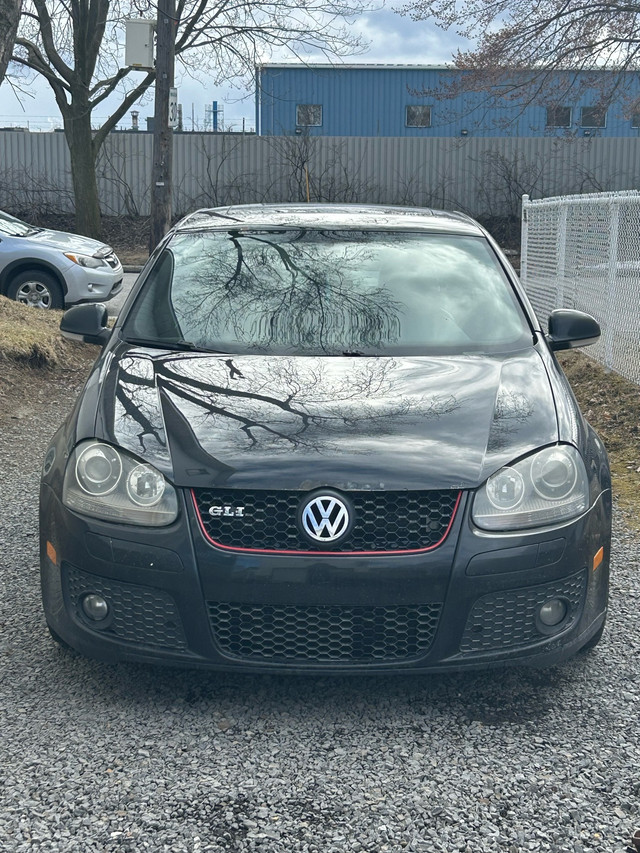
left=39, top=478, right=610, bottom=671
left=39, top=204, right=612, bottom=671
left=96, top=346, right=561, bottom=490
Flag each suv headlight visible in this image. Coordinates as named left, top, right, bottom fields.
left=472, top=445, right=589, bottom=531
left=64, top=252, right=104, bottom=269
left=63, top=441, right=178, bottom=526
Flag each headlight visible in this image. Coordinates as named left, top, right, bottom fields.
left=472, top=445, right=589, bottom=531
left=64, top=252, right=104, bottom=269
left=63, top=441, right=178, bottom=526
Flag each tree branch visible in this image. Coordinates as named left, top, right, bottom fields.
left=30, top=0, right=74, bottom=83
left=13, top=38, right=72, bottom=97
left=91, top=70, right=155, bottom=152
left=90, top=65, right=133, bottom=101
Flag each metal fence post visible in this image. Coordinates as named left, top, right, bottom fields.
left=520, top=194, right=529, bottom=285
left=604, top=199, right=620, bottom=371
left=556, top=202, right=568, bottom=309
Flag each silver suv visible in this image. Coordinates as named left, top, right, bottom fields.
left=0, top=209, right=123, bottom=309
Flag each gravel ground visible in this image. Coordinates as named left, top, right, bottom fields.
left=1, top=379, right=639, bottom=853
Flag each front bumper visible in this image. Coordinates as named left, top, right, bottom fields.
left=62, top=262, right=124, bottom=306
left=40, top=486, right=611, bottom=673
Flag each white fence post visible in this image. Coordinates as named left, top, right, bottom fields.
left=520, top=194, right=529, bottom=285
left=556, top=202, right=568, bottom=309
left=604, top=199, right=620, bottom=371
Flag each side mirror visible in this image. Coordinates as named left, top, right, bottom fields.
left=547, top=309, right=601, bottom=351
left=60, top=303, right=111, bottom=346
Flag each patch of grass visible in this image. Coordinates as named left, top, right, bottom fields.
left=558, top=350, right=640, bottom=530
left=0, top=295, right=95, bottom=368
left=0, top=296, right=98, bottom=427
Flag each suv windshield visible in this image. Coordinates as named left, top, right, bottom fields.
left=0, top=210, right=33, bottom=237
left=123, top=229, right=531, bottom=355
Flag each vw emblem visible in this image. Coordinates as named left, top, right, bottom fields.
left=300, top=494, right=351, bottom=544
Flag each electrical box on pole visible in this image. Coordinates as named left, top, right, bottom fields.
left=124, top=19, right=156, bottom=69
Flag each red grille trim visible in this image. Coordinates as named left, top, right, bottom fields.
left=192, top=490, right=462, bottom=556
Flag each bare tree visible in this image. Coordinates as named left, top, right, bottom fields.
left=0, top=0, right=20, bottom=84
left=403, top=0, right=640, bottom=117
left=12, top=0, right=374, bottom=238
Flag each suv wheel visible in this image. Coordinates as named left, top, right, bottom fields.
left=8, top=270, right=64, bottom=309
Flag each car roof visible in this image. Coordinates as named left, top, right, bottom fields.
left=173, top=203, right=484, bottom=237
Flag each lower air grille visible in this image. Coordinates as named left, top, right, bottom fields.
left=64, top=565, right=187, bottom=650
left=193, top=488, right=460, bottom=552
left=460, top=570, right=587, bottom=653
left=208, top=602, right=442, bottom=663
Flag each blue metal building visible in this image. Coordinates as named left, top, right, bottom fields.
left=255, top=64, right=640, bottom=137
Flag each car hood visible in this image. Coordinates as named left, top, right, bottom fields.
left=98, top=348, right=559, bottom=490
left=25, top=228, right=113, bottom=256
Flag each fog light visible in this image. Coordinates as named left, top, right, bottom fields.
left=538, top=598, right=567, bottom=627
left=81, top=593, right=109, bottom=621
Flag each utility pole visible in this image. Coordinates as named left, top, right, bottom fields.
left=149, top=0, right=176, bottom=251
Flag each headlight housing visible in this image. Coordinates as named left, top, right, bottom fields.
left=63, top=441, right=178, bottom=526
left=472, top=445, right=589, bottom=531
left=64, top=252, right=104, bottom=269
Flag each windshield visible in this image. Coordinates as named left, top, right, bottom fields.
left=123, top=229, right=532, bottom=355
left=0, top=209, right=33, bottom=237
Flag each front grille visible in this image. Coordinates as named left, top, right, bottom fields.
left=460, top=570, right=587, bottom=653
left=193, top=488, right=460, bottom=552
left=208, top=602, right=442, bottom=663
left=64, top=565, right=187, bottom=650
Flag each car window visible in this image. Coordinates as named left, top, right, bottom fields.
left=123, top=229, right=532, bottom=355
left=0, top=210, right=32, bottom=237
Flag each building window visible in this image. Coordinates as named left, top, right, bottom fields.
left=580, top=107, right=607, bottom=128
left=406, top=105, right=432, bottom=128
left=546, top=106, right=571, bottom=128
left=296, top=104, right=322, bottom=127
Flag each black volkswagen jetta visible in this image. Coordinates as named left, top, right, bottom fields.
left=40, top=204, right=611, bottom=672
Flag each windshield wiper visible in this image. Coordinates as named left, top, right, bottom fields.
left=123, top=336, right=223, bottom=353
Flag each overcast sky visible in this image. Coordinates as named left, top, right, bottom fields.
left=0, top=2, right=470, bottom=132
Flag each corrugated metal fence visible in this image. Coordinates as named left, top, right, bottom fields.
left=521, top=190, right=640, bottom=384
left=1, top=132, right=640, bottom=219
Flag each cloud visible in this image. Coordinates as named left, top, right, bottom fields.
left=351, top=6, right=472, bottom=64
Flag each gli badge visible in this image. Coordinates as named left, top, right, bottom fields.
left=208, top=505, right=245, bottom=518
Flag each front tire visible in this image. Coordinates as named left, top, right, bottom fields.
left=580, top=617, right=606, bottom=652
left=7, top=270, right=64, bottom=309
left=47, top=624, right=75, bottom=654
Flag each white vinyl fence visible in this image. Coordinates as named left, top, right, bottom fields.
left=521, top=190, right=640, bottom=384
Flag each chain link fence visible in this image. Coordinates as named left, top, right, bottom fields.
left=521, top=190, right=640, bottom=384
